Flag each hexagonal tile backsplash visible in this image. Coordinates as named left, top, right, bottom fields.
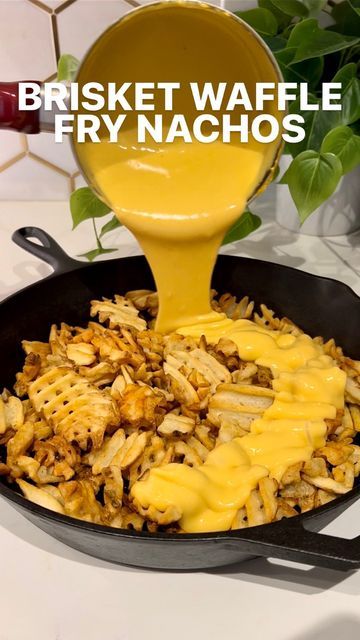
left=0, top=0, right=252, bottom=200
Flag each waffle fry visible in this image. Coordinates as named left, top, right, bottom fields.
left=66, top=342, right=97, bottom=366
left=28, top=367, right=118, bottom=450
left=157, top=413, right=195, bottom=438
left=1, top=288, right=358, bottom=534
left=125, top=289, right=159, bottom=317
left=168, top=348, right=231, bottom=394
left=90, top=428, right=126, bottom=475
left=17, top=478, right=65, bottom=514
left=208, top=383, right=274, bottom=430
left=90, top=295, right=147, bottom=332
left=0, top=394, right=24, bottom=434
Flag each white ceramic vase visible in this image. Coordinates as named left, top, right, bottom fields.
left=275, top=155, right=360, bottom=237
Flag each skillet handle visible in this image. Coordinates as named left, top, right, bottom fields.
left=230, top=517, right=360, bottom=571
left=12, top=227, right=83, bottom=275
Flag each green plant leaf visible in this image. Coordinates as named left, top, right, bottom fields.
left=70, top=187, right=111, bottom=229
left=349, top=0, right=360, bottom=15
left=351, top=120, right=360, bottom=135
left=321, top=125, right=360, bottom=174
left=281, top=150, right=343, bottom=222
left=235, top=8, right=277, bottom=35
left=57, top=54, right=80, bottom=82
left=222, top=210, right=261, bottom=245
left=331, top=0, right=360, bottom=36
left=275, top=47, right=324, bottom=88
left=100, top=215, right=122, bottom=238
left=302, top=0, right=327, bottom=17
left=269, top=0, right=308, bottom=17
left=79, top=247, right=118, bottom=262
left=287, top=19, right=359, bottom=62
left=332, top=63, right=360, bottom=125
left=262, top=35, right=287, bottom=51
left=286, top=94, right=342, bottom=157
left=259, top=0, right=292, bottom=29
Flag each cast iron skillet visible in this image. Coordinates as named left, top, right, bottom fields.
left=1, top=226, right=360, bottom=572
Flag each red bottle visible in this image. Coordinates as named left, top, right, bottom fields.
left=0, top=81, right=53, bottom=134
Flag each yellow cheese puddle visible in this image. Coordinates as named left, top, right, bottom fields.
left=132, top=320, right=345, bottom=532
left=72, top=2, right=346, bottom=532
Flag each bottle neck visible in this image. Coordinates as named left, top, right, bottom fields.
left=39, top=84, right=71, bottom=133
left=0, top=82, right=71, bottom=134
left=0, top=81, right=40, bottom=133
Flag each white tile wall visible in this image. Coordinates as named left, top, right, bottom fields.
left=57, top=0, right=130, bottom=60
left=0, top=0, right=260, bottom=200
left=0, top=155, right=69, bottom=199
left=0, top=1, right=56, bottom=82
left=0, top=131, right=25, bottom=166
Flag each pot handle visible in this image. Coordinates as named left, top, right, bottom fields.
left=229, top=513, right=360, bottom=571
left=12, top=227, right=84, bottom=275
left=0, top=82, right=40, bottom=133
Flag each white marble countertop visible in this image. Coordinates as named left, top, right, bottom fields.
left=1, top=199, right=360, bottom=640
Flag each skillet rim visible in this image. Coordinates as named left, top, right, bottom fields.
left=2, top=252, right=360, bottom=310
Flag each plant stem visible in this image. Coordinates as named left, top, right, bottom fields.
left=92, top=217, right=103, bottom=250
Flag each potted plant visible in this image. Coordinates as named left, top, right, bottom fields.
left=63, top=0, right=360, bottom=257
left=235, top=0, right=360, bottom=235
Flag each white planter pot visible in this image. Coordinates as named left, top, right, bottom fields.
left=275, top=155, right=360, bottom=236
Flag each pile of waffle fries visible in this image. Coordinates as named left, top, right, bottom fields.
left=1, top=290, right=360, bottom=532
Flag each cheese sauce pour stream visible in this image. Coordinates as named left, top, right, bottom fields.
left=73, top=2, right=346, bottom=532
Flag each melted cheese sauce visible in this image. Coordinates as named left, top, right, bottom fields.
left=74, top=1, right=281, bottom=331
left=132, top=320, right=346, bottom=531
left=73, top=2, right=346, bottom=532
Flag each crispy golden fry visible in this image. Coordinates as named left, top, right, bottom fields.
left=231, top=363, right=258, bottom=384
left=216, top=419, right=248, bottom=445
left=90, top=428, right=126, bottom=475
left=345, top=377, right=360, bottom=404
left=128, top=435, right=169, bottom=487
left=173, top=440, right=203, bottom=466
left=349, top=405, right=360, bottom=431
left=280, top=479, right=316, bottom=513
left=208, top=383, right=274, bottom=430
left=259, top=477, right=278, bottom=522
left=194, top=424, right=215, bottom=451
left=14, top=353, right=41, bottom=397
left=103, top=465, right=124, bottom=520
left=217, top=293, right=254, bottom=320
left=7, top=422, right=34, bottom=468
left=125, top=289, right=159, bottom=317
left=302, top=474, right=351, bottom=494
left=164, top=359, right=200, bottom=408
left=119, top=383, right=168, bottom=430
left=28, top=367, right=118, bottom=450
left=231, top=507, right=248, bottom=529
left=90, top=295, right=147, bottom=332
left=157, top=413, right=195, bottom=438
left=0, top=394, right=24, bottom=434
left=315, top=441, right=353, bottom=466
left=302, top=457, right=328, bottom=478
left=280, top=462, right=303, bottom=486
left=245, top=489, right=266, bottom=527
left=169, top=348, right=231, bottom=394
left=133, top=500, right=181, bottom=526
left=254, top=304, right=301, bottom=335
left=58, top=479, right=103, bottom=523
left=17, top=478, right=65, bottom=514
left=114, top=431, right=152, bottom=469
left=66, top=342, right=97, bottom=366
